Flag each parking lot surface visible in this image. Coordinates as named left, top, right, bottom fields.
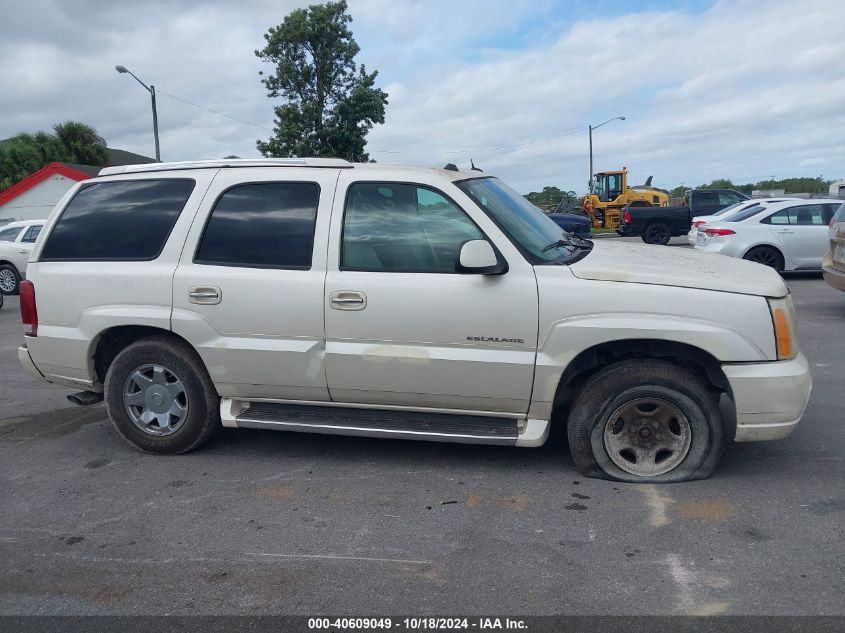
left=0, top=272, right=842, bottom=616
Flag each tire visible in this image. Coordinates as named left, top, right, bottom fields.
left=104, top=336, right=220, bottom=454
left=643, top=223, right=671, bottom=245
left=743, top=246, right=784, bottom=272
left=567, top=359, right=723, bottom=483
left=0, top=264, right=20, bottom=295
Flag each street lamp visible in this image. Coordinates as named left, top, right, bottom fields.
left=589, top=116, right=625, bottom=192
left=115, top=65, right=160, bottom=161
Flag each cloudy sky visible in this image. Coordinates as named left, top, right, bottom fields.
left=1, top=0, right=843, bottom=193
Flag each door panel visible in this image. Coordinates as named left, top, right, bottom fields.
left=768, top=205, right=828, bottom=269
left=172, top=168, right=340, bottom=400
left=323, top=175, right=539, bottom=414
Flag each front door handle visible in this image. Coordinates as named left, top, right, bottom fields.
left=776, top=229, right=794, bottom=234
left=330, top=290, right=366, bottom=311
left=189, top=286, right=222, bottom=305
left=18, top=249, right=29, bottom=254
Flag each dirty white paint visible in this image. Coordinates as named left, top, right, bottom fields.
left=635, top=484, right=674, bottom=528
left=667, top=553, right=696, bottom=612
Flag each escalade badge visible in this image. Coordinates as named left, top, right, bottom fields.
left=467, top=336, right=524, bottom=344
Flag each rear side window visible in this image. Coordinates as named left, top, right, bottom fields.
left=0, top=226, right=22, bottom=242
left=21, top=225, right=42, bottom=243
left=195, top=182, right=320, bottom=269
left=41, top=179, right=195, bottom=261
left=725, top=204, right=762, bottom=222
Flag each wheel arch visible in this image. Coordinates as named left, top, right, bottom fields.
left=549, top=338, right=732, bottom=420
left=742, top=242, right=786, bottom=262
left=90, top=325, right=208, bottom=386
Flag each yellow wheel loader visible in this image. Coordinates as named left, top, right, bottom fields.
left=559, top=169, right=670, bottom=230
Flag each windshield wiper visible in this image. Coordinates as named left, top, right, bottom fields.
left=541, top=239, right=572, bottom=253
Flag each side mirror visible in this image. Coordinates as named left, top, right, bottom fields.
left=456, top=240, right=507, bottom=275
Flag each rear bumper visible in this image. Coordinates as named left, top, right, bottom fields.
left=822, top=252, right=845, bottom=291
left=18, top=345, right=48, bottom=382
left=723, top=352, right=812, bottom=441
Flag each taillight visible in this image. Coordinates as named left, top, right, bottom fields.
left=20, top=280, right=38, bottom=337
left=703, top=228, right=736, bottom=236
left=692, top=220, right=705, bottom=228
left=623, top=210, right=632, bottom=223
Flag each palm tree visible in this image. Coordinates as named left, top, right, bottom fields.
left=0, top=121, right=109, bottom=192
left=52, top=121, right=108, bottom=166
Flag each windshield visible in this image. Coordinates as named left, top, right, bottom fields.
left=456, top=177, right=588, bottom=264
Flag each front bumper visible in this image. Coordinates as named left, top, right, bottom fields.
left=723, top=352, right=812, bottom=441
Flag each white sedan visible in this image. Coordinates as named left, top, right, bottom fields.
left=0, top=219, right=45, bottom=294
left=694, top=199, right=843, bottom=272
left=687, top=198, right=791, bottom=245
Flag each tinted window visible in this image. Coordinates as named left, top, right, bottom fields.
left=0, top=226, right=22, bottom=242
left=341, top=183, right=483, bottom=272
left=195, top=182, right=319, bottom=269
left=41, top=179, right=195, bottom=261
left=694, top=191, right=718, bottom=205
left=835, top=203, right=845, bottom=222
left=20, top=225, right=42, bottom=243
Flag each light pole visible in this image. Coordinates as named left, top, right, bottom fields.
left=589, top=116, right=625, bottom=192
left=115, top=65, right=160, bottom=161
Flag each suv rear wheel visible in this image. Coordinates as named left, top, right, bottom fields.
left=104, top=336, right=220, bottom=454
left=567, top=359, right=723, bottom=483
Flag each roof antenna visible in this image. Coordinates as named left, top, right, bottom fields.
left=470, top=159, right=483, bottom=172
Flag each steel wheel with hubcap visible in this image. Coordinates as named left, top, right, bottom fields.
left=603, top=397, right=692, bottom=477
left=567, top=359, right=723, bottom=482
left=123, top=364, right=188, bottom=436
left=0, top=265, right=19, bottom=295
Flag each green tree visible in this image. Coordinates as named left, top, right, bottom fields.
left=52, top=121, right=107, bottom=166
left=524, top=186, right=578, bottom=209
left=255, top=0, right=388, bottom=161
left=0, top=121, right=108, bottom=192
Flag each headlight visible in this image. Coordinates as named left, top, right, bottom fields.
left=767, top=296, right=798, bottom=360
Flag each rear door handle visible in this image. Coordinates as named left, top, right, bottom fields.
left=18, top=249, right=29, bottom=254
left=188, top=286, right=222, bottom=305
left=330, top=290, right=366, bottom=311
left=776, top=229, right=794, bottom=234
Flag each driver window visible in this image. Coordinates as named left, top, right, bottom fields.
left=341, top=183, right=483, bottom=273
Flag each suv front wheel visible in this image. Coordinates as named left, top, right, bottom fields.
left=567, top=359, right=723, bottom=482
left=104, top=336, right=220, bottom=454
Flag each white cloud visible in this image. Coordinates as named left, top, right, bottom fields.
left=1, top=0, right=843, bottom=193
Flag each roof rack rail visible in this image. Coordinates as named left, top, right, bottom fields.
left=98, top=157, right=353, bottom=176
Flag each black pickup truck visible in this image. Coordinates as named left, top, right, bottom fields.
left=618, top=189, right=749, bottom=244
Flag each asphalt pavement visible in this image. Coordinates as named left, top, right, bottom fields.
left=0, top=265, right=842, bottom=616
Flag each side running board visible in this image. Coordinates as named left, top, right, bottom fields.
left=226, top=401, right=522, bottom=445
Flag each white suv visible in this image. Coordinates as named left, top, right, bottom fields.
left=0, top=219, right=45, bottom=294
left=17, top=159, right=812, bottom=483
